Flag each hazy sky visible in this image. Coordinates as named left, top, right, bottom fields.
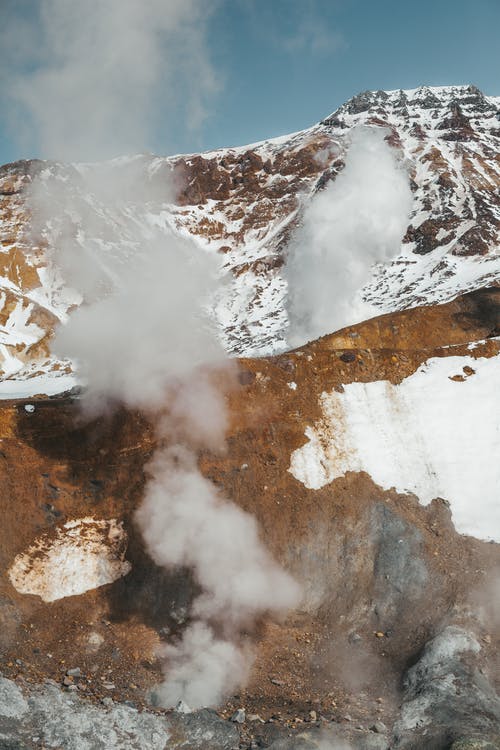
left=1, top=0, right=499, bottom=164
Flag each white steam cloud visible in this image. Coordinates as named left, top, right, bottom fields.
left=35, top=166, right=300, bottom=707
left=55, top=205, right=300, bottom=706
left=138, top=445, right=299, bottom=627
left=10, top=0, right=301, bottom=709
left=155, top=622, right=252, bottom=709
left=285, top=126, right=412, bottom=347
left=4, top=0, right=218, bottom=161
left=138, top=443, right=299, bottom=707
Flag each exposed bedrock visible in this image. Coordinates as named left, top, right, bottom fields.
left=393, top=626, right=500, bottom=749
left=0, top=674, right=239, bottom=750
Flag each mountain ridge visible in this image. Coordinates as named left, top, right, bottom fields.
left=0, top=84, right=499, bottom=391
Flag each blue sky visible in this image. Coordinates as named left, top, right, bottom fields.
left=1, top=0, right=499, bottom=164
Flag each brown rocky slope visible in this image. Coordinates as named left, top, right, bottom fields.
left=1, top=289, right=499, bottom=749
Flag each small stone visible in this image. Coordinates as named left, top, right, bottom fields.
left=340, top=351, right=356, bottom=363
left=24, top=404, right=35, bottom=413
left=231, top=708, right=246, bottom=723
left=343, top=714, right=352, bottom=722
left=371, top=721, right=387, bottom=734
left=101, top=697, right=113, bottom=707
left=375, top=631, right=385, bottom=638
left=67, top=684, right=78, bottom=691
left=247, top=714, right=264, bottom=723
left=62, top=676, right=73, bottom=687
left=309, top=710, right=317, bottom=722
left=175, top=699, right=192, bottom=714
left=103, top=682, right=116, bottom=690
left=66, top=668, right=81, bottom=677
left=270, top=678, right=285, bottom=686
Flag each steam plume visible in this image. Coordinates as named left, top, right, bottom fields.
left=52, top=202, right=300, bottom=705
left=33, top=165, right=300, bottom=706
left=6, top=0, right=301, bottom=708
left=285, top=126, right=412, bottom=346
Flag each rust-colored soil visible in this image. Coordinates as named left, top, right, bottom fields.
left=0, top=289, right=499, bottom=725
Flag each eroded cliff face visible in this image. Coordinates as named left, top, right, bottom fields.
left=1, top=290, right=499, bottom=744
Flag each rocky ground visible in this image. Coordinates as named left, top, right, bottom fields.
left=1, top=621, right=499, bottom=750
left=0, top=290, right=499, bottom=748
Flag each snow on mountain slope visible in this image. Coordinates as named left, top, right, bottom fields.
left=0, top=85, right=499, bottom=390
left=289, top=349, right=500, bottom=542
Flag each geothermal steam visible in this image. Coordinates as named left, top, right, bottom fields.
left=10, top=0, right=300, bottom=708
left=285, top=126, right=413, bottom=346
left=32, top=167, right=300, bottom=707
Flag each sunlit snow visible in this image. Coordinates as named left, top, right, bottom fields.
left=289, top=353, right=500, bottom=542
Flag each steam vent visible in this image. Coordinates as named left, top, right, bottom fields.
left=1, top=86, right=500, bottom=749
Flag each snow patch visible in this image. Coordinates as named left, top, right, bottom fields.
left=0, top=371, right=78, bottom=399
left=8, top=517, right=131, bottom=602
left=289, top=354, right=500, bottom=542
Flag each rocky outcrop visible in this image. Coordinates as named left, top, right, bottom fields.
left=0, top=674, right=239, bottom=750
left=393, top=626, right=500, bottom=749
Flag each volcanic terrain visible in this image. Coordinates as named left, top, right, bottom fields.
left=0, top=85, right=499, bottom=750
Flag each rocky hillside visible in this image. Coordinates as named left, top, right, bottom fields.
left=1, top=289, right=500, bottom=749
left=0, top=85, right=499, bottom=389
left=0, top=86, right=499, bottom=749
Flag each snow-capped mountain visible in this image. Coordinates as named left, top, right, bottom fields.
left=0, top=84, right=499, bottom=390
left=1, top=86, right=500, bottom=750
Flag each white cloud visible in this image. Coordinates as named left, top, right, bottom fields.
left=4, top=0, right=219, bottom=160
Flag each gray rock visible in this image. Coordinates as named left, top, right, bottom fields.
left=174, top=699, right=192, bottom=714
left=371, top=504, right=428, bottom=628
left=231, top=707, right=246, bottom=723
left=451, top=739, right=500, bottom=750
left=0, top=673, right=238, bottom=750
left=0, top=678, right=28, bottom=719
left=266, top=727, right=389, bottom=750
left=266, top=734, right=319, bottom=750
left=393, top=626, right=500, bottom=749
left=370, top=721, right=387, bottom=734
left=168, top=708, right=239, bottom=748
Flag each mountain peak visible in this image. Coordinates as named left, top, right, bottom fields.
left=322, top=84, right=500, bottom=125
